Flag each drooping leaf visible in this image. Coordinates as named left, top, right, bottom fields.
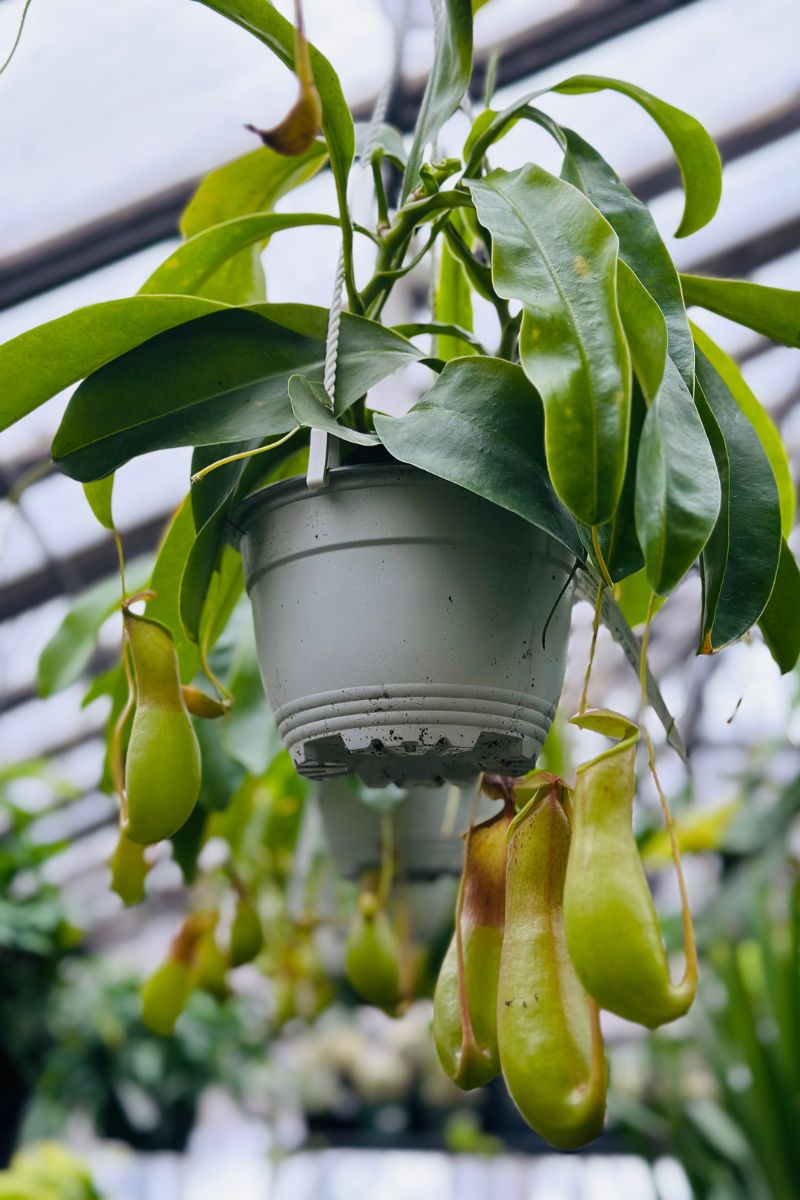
left=354, top=121, right=406, bottom=169
left=634, top=357, right=721, bottom=595
left=561, top=127, right=694, bottom=389
left=692, top=322, right=795, bottom=536
left=758, top=540, right=800, bottom=674
left=180, top=441, right=300, bottom=643
left=402, top=0, right=473, bottom=201
left=682, top=274, right=800, bottom=349
left=83, top=477, right=115, bottom=531
left=616, top=262, right=668, bottom=404
left=0, top=296, right=227, bottom=433
left=288, top=376, right=380, bottom=445
left=695, top=350, right=782, bottom=652
left=469, top=166, right=631, bottom=528
left=194, top=0, right=354, bottom=267
left=373, top=356, right=583, bottom=559
left=140, top=212, right=339, bottom=300
left=175, top=141, right=327, bottom=303
left=52, top=305, right=422, bottom=481
left=573, top=571, right=685, bottom=761
left=553, top=75, right=722, bottom=238
left=37, top=558, right=151, bottom=697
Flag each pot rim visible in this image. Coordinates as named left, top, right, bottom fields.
left=227, top=463, right=459, bottom=547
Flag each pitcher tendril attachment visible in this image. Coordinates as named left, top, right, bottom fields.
left=579, top=581, right=605, bottom=716
left=190, top=427, right=300, bottom=486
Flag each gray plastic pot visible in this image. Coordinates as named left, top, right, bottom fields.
left=316, top=778, right=500, bottom=881
left=230, top=464, right=574, bottom=787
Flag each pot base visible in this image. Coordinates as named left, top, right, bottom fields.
left=276, top=682, right=555, bottom=786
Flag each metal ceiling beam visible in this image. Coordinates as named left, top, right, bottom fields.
left=0, top=0, right=701, bottom=311
left=0, top=511, right=168, bottom=623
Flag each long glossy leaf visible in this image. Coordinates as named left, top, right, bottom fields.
left=142, top=212, right=338, bottom=300
left=175, top=142, right=327, bottom=303
left=573, top=571, right=686, bottom=761
left=0, top=296, right=227, bottom=433
left=561, top=128, right=694, bottom=390
left=692, top=323, right=795, bottom=536
left=695, top=350, right=781, bottom=651
left=634, top=357, right=720, bottom=595
left=374, top=356, right=583, bottom=558
left=617, top=262, right=667, bottom=404
left=52, top=305, right=421, bottom=481
left=553, top=75, right=722, bottom=237
left=402, top=0, right=473, bottom=200
left=194, top=0, right=354, bottom=272
left=682, top=274, right=800, bottom=349
left=469, top=166, right=631, bottom=527
left=758, top=540, right=800, bottom=674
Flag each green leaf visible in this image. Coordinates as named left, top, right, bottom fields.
left=0, top=295, right=227, bottom=433
left=573, top=571, right=685, bottom=761
left=355, top=121, right=406, bottom=169
left=140, top=212, right=339, bottom=300
left=616, top=261, right=667, bottom=404
left=759, top=540, right=800, bottom=673
left=37, top=558, right=151, bottom=697
left=434, top=211, right=478, bottom=362
left=182, top=143, right=327, bottom=238
left=553, top=75, right=722, bottom=238
left=402, top=0, right=473, bottom=201
left=682, top=274, right=800, bottom=349
left=612, top=569, right=665, bottom=628
left=180, top=441, right=300, bottom=643
left=288, top=376, right=380, bottom=445
left=83, top=477, right=115, bottom=531
left=692, top=323, right=795, bottom=536
left=374, top=356, right=583, bottom=559
left=561, top=128, right=694, bottom=390
left=194, top=0, right=354, bottom=275
left=221, top=622, right=282, bottom=776
left=469, top=166, right=631, bottom=527
left=52, top=304, right=422, bottom=481
left=178, top=141, right=327, bottom=303
left=144, top=500, right=201, bottom=680
left=695, top=350, right=782, bottom=652
left=634, top=357, right=721, bottom=595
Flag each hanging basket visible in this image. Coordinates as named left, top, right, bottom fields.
left=230, top=464, right=574, bottom=787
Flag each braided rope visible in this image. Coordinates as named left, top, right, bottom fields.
left=321, top=9, right=406, bottom=411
